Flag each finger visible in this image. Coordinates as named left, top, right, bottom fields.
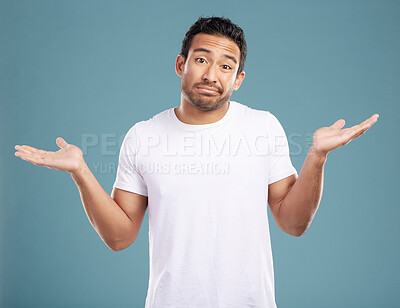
left=15, top=151, right=28, bottom=159
left=341, top=114, right=377, bottom=134
left=56, top=137, right=68, bottom=149
left=15, top=145, right=32, bottom=155
left=342, top=115, right=378, bottom=140
left=360, top=114, right=379, bottom=129
left=330, top=119, right=345, bottom=130
left=26, top=156, right=45, bottom=166
left=15, top=146, right=54, bottom=165
left=349, top=125, right=371, bottom=141
left=14, top=153, right=33, bottom=163
left=15, top=151, right=46, bottom=166
left=352, top=114, right=379, bottom=131
left=15, top=144, right=46, bottom=155
left=356, top=115, right=379, bottom=136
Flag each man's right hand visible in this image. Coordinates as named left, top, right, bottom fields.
left=14, top=136, right=147, bottom=251
left=15, top=137, right=86, bottom=175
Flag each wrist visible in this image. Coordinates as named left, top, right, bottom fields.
left=70, top=159, right=88, bottom=179
left=308, top=145, right=328, bottom=162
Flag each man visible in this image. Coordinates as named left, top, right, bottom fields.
left=15, top=16, right=378, bottom=308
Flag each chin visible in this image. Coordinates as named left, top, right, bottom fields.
left=195, top=104, right=219, bottom=111
left=192, top=99, right=228, bottom=111
left=182, top=88, right=231, bottom=111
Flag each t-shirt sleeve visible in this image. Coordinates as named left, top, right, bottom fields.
left=113, top=124, right=148, bottom=196
left=267, top=112, right=298, bottom=184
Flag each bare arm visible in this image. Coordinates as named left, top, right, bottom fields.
left=71, top=163, right=148, bottom=251
left=268, top=114, right=379, bottom=237
left=268, top=153, right=325, bottom=237
left=15, top=137, right=148, bottom=251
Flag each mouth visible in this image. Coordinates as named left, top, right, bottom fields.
left=196, top=86, right=220, bottom=95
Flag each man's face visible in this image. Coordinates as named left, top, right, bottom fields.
left=176, top=33, right=245, bottom=111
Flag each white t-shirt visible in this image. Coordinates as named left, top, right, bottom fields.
left=113, top=101, right=297, bottom=308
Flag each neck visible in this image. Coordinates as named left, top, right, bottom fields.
left=174, top=98, right=230, bottom=125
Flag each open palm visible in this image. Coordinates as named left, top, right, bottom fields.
left=15, top=137, right=85, bottom=174
left=312, top=114, right=379, bottom=156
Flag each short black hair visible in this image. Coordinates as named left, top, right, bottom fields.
left=180, top=16, right=247, bottom=76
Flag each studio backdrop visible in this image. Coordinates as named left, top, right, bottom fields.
left=1, top=0, right=399, bottom=307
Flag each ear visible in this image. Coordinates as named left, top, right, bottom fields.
left=175, top=54, right=185, bottom=77
left=233, top=71, right=245, bottom=91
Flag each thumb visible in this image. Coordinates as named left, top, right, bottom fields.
left=330, top=119, right=345, bottom=130
left=56, top=137, right=68, bottom=149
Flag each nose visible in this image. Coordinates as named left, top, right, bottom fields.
left=202, top=64, right=218, bottom=83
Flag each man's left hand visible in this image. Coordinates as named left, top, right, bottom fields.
left=310, top=114, right=379, bottom=157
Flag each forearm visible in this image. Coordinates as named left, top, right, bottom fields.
left=278, top=149, right=327, bottom=236
left=71, top=162, right=134, bottom=249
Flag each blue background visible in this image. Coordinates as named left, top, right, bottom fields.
left=1, top=0, right=399, bottom=307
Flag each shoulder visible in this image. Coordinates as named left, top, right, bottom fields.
left=233, top=101, right=280, bottom=126
left=125, top=107, right=173, bottom=137
left=232, top=102, right=291, bottom=141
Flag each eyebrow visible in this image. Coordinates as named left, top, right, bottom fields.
left=192, top=47, right=238, bottom=64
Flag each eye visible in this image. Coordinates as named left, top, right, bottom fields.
left=221, top=64, right=232, bottom=70
left=195, top=58, right=206, bottom=63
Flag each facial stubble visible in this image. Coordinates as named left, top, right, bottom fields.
left=180, top=77, right=234, bottom=112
